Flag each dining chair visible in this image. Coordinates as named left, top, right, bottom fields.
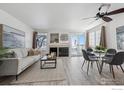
left=102, top=48, right=117, bottom=68
left=100, top=52, right=124, bottom=79
left=81, top=49, right=100, bottom=75
left=86, top=47, right=96, bottom=57
left=87, top=47, right=93, bottom=52
left=104, top=48, right=117, bottom=58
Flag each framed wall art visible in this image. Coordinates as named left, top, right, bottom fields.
left=116, top=26, right=124, bottom=50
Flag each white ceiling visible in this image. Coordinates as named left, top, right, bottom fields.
left=0, top=3, right=124, bottom=31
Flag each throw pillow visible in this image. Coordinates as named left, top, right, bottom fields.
left=33, top=49, right=41, bottom=55
left=28, top=49, right=34, bottom=56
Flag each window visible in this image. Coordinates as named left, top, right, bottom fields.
left=89, top=31, right=101, bottom=48
left=95, top=31, right=101, bottom=46
left=79, top=34, right=85, bottom=45
left=89, top=32, right=95, bottom=47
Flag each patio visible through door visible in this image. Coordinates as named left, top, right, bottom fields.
left=70, top=33, right=85, bottom=57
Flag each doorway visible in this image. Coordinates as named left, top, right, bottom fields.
left=70, top=33, right=85, bottom=57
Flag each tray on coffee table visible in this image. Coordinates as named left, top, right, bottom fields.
left=40, top=55, right=57, bottom=69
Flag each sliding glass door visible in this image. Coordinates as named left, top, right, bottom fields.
left=70, top=33, right=85, bottom=57
left=89, top=31, right=101, bottom=48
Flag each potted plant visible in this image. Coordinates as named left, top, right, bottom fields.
left=95, top=45, right=101, bottom=50
left=0, top=47, right=9, bottom=58
left=95, top=45, right=106, bottom=52
left=0, top=47, right=9, bottom=65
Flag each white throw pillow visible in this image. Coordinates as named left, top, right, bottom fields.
left=20, top=48, right=28, bottom=57
left=10, top=48, right=23, bottom=58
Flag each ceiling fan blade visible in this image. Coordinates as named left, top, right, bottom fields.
left=102, top=16, right=112, bottom=22
left=88, top=19, right=98, bottom=25
left=106, top=8, right=124, bottom=15
left=80, top=16, right=96, bottom=20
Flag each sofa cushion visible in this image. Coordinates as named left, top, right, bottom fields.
left=17, top=55, right=40, bottom=74
left=10, top=48, right=23, bottom=58
left=17, top=57, right=34, bottom=73
left=33, top=49, right=41, bottom=55
left=20, top=48, right=28, bottom=57
left=10, top=48, right=28, bottom=58
left=29, top=55, right=41, bottom=62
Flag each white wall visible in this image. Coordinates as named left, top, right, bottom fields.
left=87, top=23, right=105, bottom=33
left=86, top=13, right=124, bottom=51
left=0, top=9, right=33, bottom=48
left=106, top=13, right=124, bottom=50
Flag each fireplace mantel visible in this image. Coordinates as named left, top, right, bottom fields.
left=49, top=43, right=69, bottom=47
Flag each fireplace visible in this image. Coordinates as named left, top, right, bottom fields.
left=59, top=47, right=69, bottom=57
left=49, top=47, right=57, bottom=56
left=49, top=47, right=69, bottom=57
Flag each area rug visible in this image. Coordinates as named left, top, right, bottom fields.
left=10, top=58, right=66, bottom=84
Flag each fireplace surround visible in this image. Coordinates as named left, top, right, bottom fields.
left=50, top=47, right=69, bottom=57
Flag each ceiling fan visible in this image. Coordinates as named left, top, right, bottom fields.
left=81, top=4, right=124, bottom=22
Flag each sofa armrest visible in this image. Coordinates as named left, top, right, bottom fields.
left=0, top=58, right=19, bottom=76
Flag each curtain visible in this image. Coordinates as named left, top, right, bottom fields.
left=85, top=32, right=89, bottom=48
left=100, top=26, right=106, bottom=48
left=32, top=31, right=37, bottom=49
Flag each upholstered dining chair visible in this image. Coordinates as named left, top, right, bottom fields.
left=103, top=48, right=117, bottom=58
left=100, top=52, right=124, bottom=79
left=81, top=49, right=100, bottom=75
left=86, top=47, right=96, bottom=57
left=87, top=47, right=93, bottom=52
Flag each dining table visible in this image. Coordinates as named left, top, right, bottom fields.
left=94, top=50, right=105, bottom=58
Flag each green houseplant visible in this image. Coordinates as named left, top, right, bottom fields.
left=0, top=47, right=9, bottom=58
left=95, top=45, right=106, bottom=52
left=0, top=47, right=9, bottom=65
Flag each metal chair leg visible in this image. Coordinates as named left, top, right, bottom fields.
left=111, top=65, right=115, bottom=79
left=87, top=62, right=90, bottom=75
left=100, top=62, right=104, bottom=74
left=109, top=65, right=112, bottom=73
left=120, top=65, right=124, bottom=73
left=96, top=61, right=100, bottom=74
left=81, top=60, right=86, bottom=69
left=91, top=62, right=93, bottom=68
left=98, top=61, right=101, bottom=67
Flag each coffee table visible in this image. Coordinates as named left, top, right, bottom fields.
left=40, top=55, right=57, bottom=69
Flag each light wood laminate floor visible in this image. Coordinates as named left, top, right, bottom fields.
left=0, top=57, right=124, bottom=85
